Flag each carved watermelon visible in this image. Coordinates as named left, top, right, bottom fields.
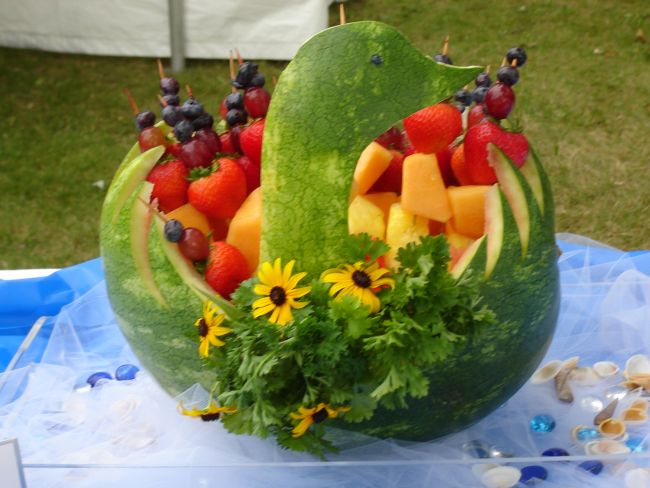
left=100, top=21, right=559, bottom=442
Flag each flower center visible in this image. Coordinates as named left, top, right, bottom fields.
left=352, top=270, right=372, bottom=288
left=197, top=318, right=209, bottom=337
left=312, top=408, right=329, bottom=424
left=270, top=286, right=287, bottom=305
left=200, top=412, right=220, bottom=422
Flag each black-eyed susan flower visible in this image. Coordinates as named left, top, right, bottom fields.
left=252, top=258, right=311, bottom=326
left=321, top=261, right=394, bottom=313
left=194, top=300, right=231, bottom=357
left=289, top=403, right=351, bottom=438
left=178, top=401, right=237, bottom=422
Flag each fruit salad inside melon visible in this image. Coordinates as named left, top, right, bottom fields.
left=100, top=21, right=559, bottom=454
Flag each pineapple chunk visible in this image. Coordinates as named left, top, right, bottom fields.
left=385, top=202, right=429, bottom=268
left=349, top=195, right=386, bottom=240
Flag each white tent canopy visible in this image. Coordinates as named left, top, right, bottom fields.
left=0, top=0, right=332, bottom=61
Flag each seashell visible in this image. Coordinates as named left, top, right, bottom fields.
left=629, top=399, right=649, bottom=411
left=621, top=407, right=648, bottom=424
left=480, top=466, right=522, bottom=488
left=570, top=367, right=602, bottom=385
left=597, top=418, right=626, bottom=438
left=594, top=398, right=618, bottom=425
left=621, top=376, right=650, bottom=393
left=472, top=463, right=498, bottom=478
left=585, top=439, right=631, bottom=456
left=593, top=361, right=620, bottom=378
left=624, top=355, right=650, bottom=379
left=109, top=396, right=141, bottom=423
left=531, top=360, right=564, bottom=384
left=555, top=357, right=578, bottom=403
left=624, top=468, right=650, bottom=488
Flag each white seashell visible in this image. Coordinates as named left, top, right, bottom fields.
left=585, top=439, right=631, bottom=456
left=571, top=367, right=602, bottom=385
left=109, top=396, right=141, bottom=423
left=625, top=355, right=650, bottom=379
left=625, top=468, right=650, bottom=488
left=480, top=466, right=522, bottom=488
left=531, top=360, right=564, bottom=384
left=472, top=463, right=498, bottom=479
left=594, top=361, right=620, bottom=378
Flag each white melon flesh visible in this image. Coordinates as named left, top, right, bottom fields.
left=484, top=185, right=504, bottom=278
left=451, top=236, right=486, bottom=279
left=519, top=157, right=545, bottom=216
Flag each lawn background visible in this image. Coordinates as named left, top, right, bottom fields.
left=0, top=0, right=648, bottom=270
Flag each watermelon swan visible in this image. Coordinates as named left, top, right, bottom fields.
left=100, top=21, right=559, bottom=450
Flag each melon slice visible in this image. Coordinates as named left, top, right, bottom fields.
left=447, top=185, right=490, bottom=239
left=166, top=203, right=211, bottom=238
left=349, top=195, right=386, bottom=240
left=227, top=187, right=262, bottom=272
left=385, top=202, right=429, bottom=268
left=401, top=153, right=451, bottom=222
left=350, top=141, right=394, bottom=199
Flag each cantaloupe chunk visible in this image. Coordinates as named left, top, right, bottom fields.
left=401, top=153, right=451, bottom=222
left=350, top=141, right=393, bottom=198
left=166, top=203, right=211, bottom=237
left=363, top=192, right=399, bottom=224
left=444, top=220, right=476, bottom=269
left=226, top=187, right=262, bottom=272
left=349, top=195, right=386, bottom=240
left=385, top=202, right=429, bottom=268
left=447, top=185, right=491, bottom=239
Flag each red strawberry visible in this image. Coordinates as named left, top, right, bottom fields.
left=236, top=155, right=261, bottom=194
left=219, top=97, right=228, bottom=120
left=146, top=159, right=189, bottom=213
left=166, top=141, right=182, bottom=158
left=375, top=127, right=404, bottom=151
left=205, top=241, right=251, bottom=299
left=450, top=144, right=473, bottom=186
left=219, top=132, right=236, bottom=154
left=368, top=150, right=404, bottom=194
left=403, top=103, right=462, bottom=154
left=187, top=157, right=247, bottom=220
left=435, top=144, right=457, bottom=187
left=464, top=121, right=529, bottom=184
left=467, top=104, right=488, bottom=128
left=239, top=119, right=265, bottom=166
left=208, top=218, right=229, bottom=241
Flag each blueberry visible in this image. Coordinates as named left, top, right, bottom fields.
left=506, top=47, right=527, bottom=68
left=370, top=54, right=383, bottom=65
left=497, top=66, right=520, bottom=86
left=135, top=111, right=155, bottom=130
left=181, top=98, right=204, bottom=120
left=233, top=61, right=258, bottom=88
left=434, top=53, right=453, bottom=65
left=161, top=93, right=180, bottom=107
left=472, top=86, right=489, bottom=103
left=454, top=89, right=473, bottom=107
left=164, top=219, right=184, bottom=242
left=160, top=76, right=180, bottom=94
left=174, top=119, right=194, bottom=143
left=225, top=92, right=244, bottom=110
left=192, top=112, right=214, bottom=131
left=475, top=72, right=492, bottom=88
left=250, top=72, right=266, bottom=87
left=226, top=108, right=248, bottom=127
left=161, top=105, right=183, bottom=127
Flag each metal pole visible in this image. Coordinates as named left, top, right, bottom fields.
left=168, top=0, right=185, bottom=73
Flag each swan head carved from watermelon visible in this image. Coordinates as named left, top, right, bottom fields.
left=100, top=21, right=559, bottom=449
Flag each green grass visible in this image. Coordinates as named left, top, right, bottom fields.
left=0, top=0, right=649, bottom=269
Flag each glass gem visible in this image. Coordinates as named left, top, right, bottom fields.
left=462, top=439, right=491, bottom=458
left=542, top=447, right=569, bottom=457
left=626, top=437, right=647, bottom=453
left=579, top=395, right=604, bottom=413
left=115, top=364, right=140, bottom=381
left=530, top=414, right=556, bottom=433
left=604, top=386, right=628, bottom=401
left=578, top=460, right=603, bottom=475
left=519, top=465, right=548, bottom=484
left=576, top=428, right=601, bottom=442
left=87, top=371, right=112, bottom=387
left=488, top=446, right=514, bottom=458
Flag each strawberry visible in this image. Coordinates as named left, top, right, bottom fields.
left=368, top=150, right=404, bottom=194
left=208, top=218, right=229, bottom=241
left=464, top=121, right=529, bottom=184
left=467, top=104, right=488, bottom=128
left=375, top=127, right=404, bottom=151
left=403, top=103, right=462, bottom=154
left=435, top=144, right=457, bottom=187
left=236, top=155, right=261, bottom=194
left=205, top=241, right=251, bottom=299
left=219, top=132, right=236, bottom=154
left=166, top=141, right=182, bottom=158
left=187, top=157, right=247, bottom=220
left=146, top=160, right=189, bottom=213
left=450, top=144, right=473, bottom=186
left=239, top=119, right=265, bottom=166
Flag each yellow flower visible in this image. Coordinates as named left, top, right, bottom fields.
left=194, top=300, right=231, bottom=357
left=178, top=401, right=236, bottom=421
left=252, top=258, right=311, bottom=326
left=321, top=261, right=394, bottom=313
left=289, top=403, right=351, bottom=438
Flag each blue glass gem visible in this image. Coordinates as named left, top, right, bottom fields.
left=530, top=414, right=556, bottom=433
left=578, top=460, right=603, bottom=475
left=542, top=447, right=569, bottom=457
left=519, top=465, right=548, bottom=484
left=576, top=427, right=601, bottom=441
left=462, top=439, right=491, bottom=458
left=87, top=371, right=113, bottom=387
left=626, top=437, right=647, bottom=453
left=115, top=364, right=140, bottom=381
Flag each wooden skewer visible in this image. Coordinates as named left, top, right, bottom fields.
left=157, top=94, right=168, bottom=108
left=229, top=50, right=237, bottom=92
left=157, top=59, right=166, bottom=79
left=234, top=47, right=243, bottom=65
left=485, top=64, right=491, bottom=74
left=138, top=196, right=167, bottom=221
left=186, top=84, right=194, bottom=98
left=510, top=58, right=518, bottom=68
left=500, top=57, right=507, bottom=67
left=442, top=35, right=449, bottom=56
left=123, top=88, right=139, bottom=115
left=339, top=2, right=346, bottom=25
left=272, top=75, right=278, bottom=87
